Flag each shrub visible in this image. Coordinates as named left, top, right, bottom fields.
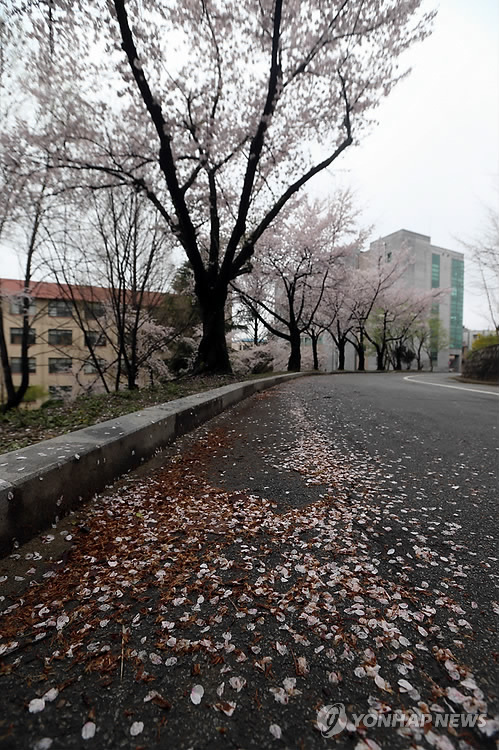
left=471, top=333, right=499, bottom=352
left=22, top=385, right=47, bottom=403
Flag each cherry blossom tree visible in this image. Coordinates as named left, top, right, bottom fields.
left=364, top=286, right=442, bottom=371
left=233, top=194, right=358, bottom=371
left=304, top=320, right=328, bottom=372
left=412, top=314, right=449, bottom=371
left=314, top=261, right=369, bottom=371
left=385, top=292, right=440, bottom=370
left=337, top=243, right=411, bottom=371
left=4, top=0, right=434, bottom=373
left=302, top=192, right=366, bottom=370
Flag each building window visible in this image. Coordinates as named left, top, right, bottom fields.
left=85, top=302, right=105, bottom=319
left=48, top=385, right=72, bottom=399
left=9, top=296, right=36, bottom=316
left=430, top=306, right=440, bottom=362
left=85, top=330, right=106, bottom=347
left=431, top=253, right=440, bottom=288
left=84, top=358, right=107, bottom=375
left=48, top=299, right=73, bottom=317
left=10, top=357, right=36, bottom=373
left=10, top=327, right=36, bottom=345
left=48, top=329, right=73, bottom=346
left=450, top=259, right=464, bottom=349
left=48, top=357, right=72, bottom=374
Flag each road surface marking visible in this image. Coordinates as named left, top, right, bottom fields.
left=404, top=376, right=499, bottom=396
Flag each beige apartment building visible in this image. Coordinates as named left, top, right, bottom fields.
left=0, top=278, right=120, bottom=404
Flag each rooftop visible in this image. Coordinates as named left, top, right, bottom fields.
left=0, top=279, right=164, bottom=307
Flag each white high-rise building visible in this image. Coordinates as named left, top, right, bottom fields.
left=367, top=229, right=465, bottom=370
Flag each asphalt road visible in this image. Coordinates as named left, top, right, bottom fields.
left=208, top=371, right=499, bottom=569
left=0, top=372, right=498, bottom=750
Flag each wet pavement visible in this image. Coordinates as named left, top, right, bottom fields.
left=0, top=373, right=498, bottom=749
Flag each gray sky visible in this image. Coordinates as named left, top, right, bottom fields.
left=316, top=0, right=499, bottom=330
left=2, top=0, right=498, bottom=329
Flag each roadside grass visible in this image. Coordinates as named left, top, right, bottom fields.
left=0, top=374, right=259, bottom=454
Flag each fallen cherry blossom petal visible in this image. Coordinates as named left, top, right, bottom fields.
left=39, top=688, right=56, bottom=705
left=229, top=676, right=246, bottom=692
left=398, top=679, right=413, bottom=692
left=190, top=685, right=204, bottom=705
left=374, top=673, right=391, bottom=691
left=130, top=721, right=144, bottom=736
left=81, top=722, right=96, bottom=740
left=479, top=718, right=499, bottom=737
left=446, top=687, right=467, bottom=704
left=56, top=615, right=69, bottom=631
left=215, top=701, right=236, bottom=716
left=28, top=698, right=45, bottom=714
left=296, top=656, right=309, bottom=675
left=33, top=740, right=53, bottom=750
left=270, top=723, right=282, bottom=739
left=270, top=687, right=288, bottom=704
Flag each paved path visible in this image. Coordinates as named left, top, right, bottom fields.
left=0, top=373, right=498, bottom=749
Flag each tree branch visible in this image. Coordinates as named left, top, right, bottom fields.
left=232, top=74, right=353, bottom=277
left=113, top=0, right=204, bottom=279
left=221, top=0, right=284, bottom=274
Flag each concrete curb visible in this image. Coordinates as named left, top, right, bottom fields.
left=0, top=373, right=304, bottom=556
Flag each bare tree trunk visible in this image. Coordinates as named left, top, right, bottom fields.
left=416, top=341, right=423, bottom=370
left=311, top=333, right=319, bottom=371
left=354, top=329, right=366, bottom=372
left=287, top=330, right=301, bottom=372
left=0, top=298, right=16, bottom=409
left=394, top=345, right=402, bottom=371
left=357, top=345, right=366, bottom=371
left=0, top=184, right=43, bottom=412
left=375, top=346, right=385, bottom=371
left=337, top=340, right=346, bottom=370
left=193, top=288, right=231, bottom=374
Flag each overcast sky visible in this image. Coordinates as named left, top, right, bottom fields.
left=315, top=0, right=499, bottom=330
left=2, top=0, right=498, bottom=330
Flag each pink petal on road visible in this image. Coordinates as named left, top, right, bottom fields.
left=190, top=685, right=204, bottom=705
left=81, top=722, right=96, bottom=740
